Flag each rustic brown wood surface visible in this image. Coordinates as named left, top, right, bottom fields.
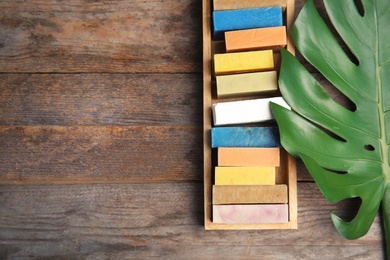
left=0, top=0, right=385, bottom=259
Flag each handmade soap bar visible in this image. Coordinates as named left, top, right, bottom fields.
left=212, top=97, right=290, bottom=126
left=211, top=126, right=280, bottom=148
left=213, top=0, right=287, bottom=11
left=212, top=184, right=288, bottom=204
left=214, top=50, right=274, bottom=75
left=213, top=7, right=283, bottom=40
left=215, top=166, right=275, bottom=185
left=213, top=204, right=289, bottom=224
left=218, top=147, right=280, bottom=167
left=216, top=71, right=278, bottom=98
left=225, top=26, right=287, bottom=52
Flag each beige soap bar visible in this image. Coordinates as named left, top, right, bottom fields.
left=213, top=184, right=288, bottom=204
left=214, top=50, right=274, bottom=75
left=215, top=166, right=275, bottom=185
left=218, top=147, right=280, bottom=167
left=213, top=0, right=287, bottom=11
left=225, top=26, right=287, bottom=52
left=216, top=71, right=278, bottom=98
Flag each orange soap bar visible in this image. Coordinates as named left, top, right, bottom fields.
left=218, top=147, right=280, bottom=167
left=225, top=26, right=287, bottom=52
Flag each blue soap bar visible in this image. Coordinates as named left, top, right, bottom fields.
left=211, top=127, right=280, bottom=148
left=213, top=7, right=283, bottom=40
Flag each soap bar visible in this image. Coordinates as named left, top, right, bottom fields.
left=213, top=0, right=287, bottom=11
left=213, top=204, right=289, bottom=224
left=218, top=147, right=280, bottom=167
left=211, top=126, right=280, bottom=148
left=214, top=50, right=274, bottom=75
left=212, top=184, right=288, bottom=204
left=215, top=166, right=275, bottom=185
left=216, top=71, right=278, bottom=98
left=225, top=26, right=287, bottom=52
left=212, top=97, right=290, bottom=126
left=213, top=7, right=283, bottom=40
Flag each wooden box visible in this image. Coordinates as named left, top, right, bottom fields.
left=203, top=0, right=298, bottom=230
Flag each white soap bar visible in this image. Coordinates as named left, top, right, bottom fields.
left=212, top=97, right=290, bottom=126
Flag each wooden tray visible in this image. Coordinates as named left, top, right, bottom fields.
left=203, top=0, right=298, bottom=230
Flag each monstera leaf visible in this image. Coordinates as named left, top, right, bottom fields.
left=271, top=0, right=390, bottom=253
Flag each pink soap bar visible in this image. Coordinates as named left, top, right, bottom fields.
left=213, top=204, right=288, bottom=224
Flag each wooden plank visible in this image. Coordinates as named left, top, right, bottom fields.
left=0, top=126, right=202, bottom=184
left=0, top=0, right=202, bottom=73
left=0, top=73, right=202, bottom=126
left=0, top=182, right=384, bottom=258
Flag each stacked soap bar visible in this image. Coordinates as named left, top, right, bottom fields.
left=213, top=0, right=287, bottom=12
left=212, top=5, right=288, bottom=124
left=212, top=146, right=289, bottom=224
left=211, top=126, right=280, bottom=148
left=209, top=2, right=290, bottom=225
left=211, top=128, right=288, bottom=224
left=225, top=26, right=287, bottom=52
left=212, top=97, right=290, bottom=126
left=216, top=71, right=278, bottom=98
left=213, top=7, right=283, bottom=40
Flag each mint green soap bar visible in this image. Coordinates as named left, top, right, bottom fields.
left=213, top=7, right=283, bottom=40
left=211, top=127, right=280, bottom=148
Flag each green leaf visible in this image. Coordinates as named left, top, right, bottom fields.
left=271, top=0, right=390, bottom=247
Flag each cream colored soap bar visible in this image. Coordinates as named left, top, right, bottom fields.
left=225, top=26, right=287, bottom=52
left=213, top=184, right=288, bottom=204
left=215, top=166, right=275, bottom=185
left=216, top=71, right=278, bottom=98
left=213, top=204, right=289, bottom=224
left=212, top=97, right=290, bottom=126
left=214, top=50, right=274, bottom=75
left=213, top=0, right=287, bottom=11
left=218, top=147, right=280, bottom=167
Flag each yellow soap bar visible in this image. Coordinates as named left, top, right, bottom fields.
left=216, top=71, right=278, bottom=98
left=213, top=0, right=287, bottom=11
left=213, top=184, right=288, bottom=204
left=215, top=166, right=275, bottom=185
left=225, top=26, right=287, bottom=52
left=214, top=50, right=274, bottom=75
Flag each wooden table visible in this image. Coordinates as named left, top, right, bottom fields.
left=0, top=0, right=384, bottom=258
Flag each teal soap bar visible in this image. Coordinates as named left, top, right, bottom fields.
left=211, top=127, right=280, bottom=148
left=213, top=7, right=283, bottom=40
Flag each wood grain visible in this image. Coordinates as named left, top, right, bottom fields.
left=0, top=126, right=202, bottom=184
left=0, top=73, right=202, bottom=126
left=0, top=0, right=202, bottom=73
left=0, top=125, right=314, bottom=184
left=0, top=182, right=384, bottom=259
left=0, top=0, right=385, bottom=257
